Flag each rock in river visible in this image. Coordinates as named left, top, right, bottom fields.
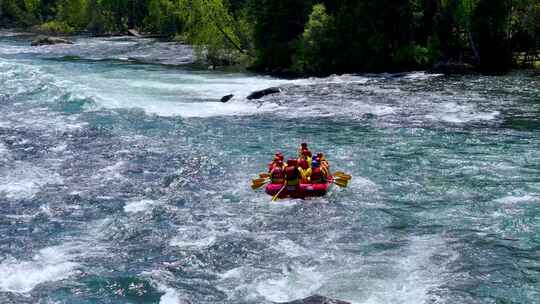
left=275, top=295, right=351, bottom=304
left=31, top=36, right=74, bottom=46
left=247, top=87, right=281, bottom=100
left=221, top=94, right=234, bottom=103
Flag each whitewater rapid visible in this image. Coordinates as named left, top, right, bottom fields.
left=1, top=31, right=539, bottom=304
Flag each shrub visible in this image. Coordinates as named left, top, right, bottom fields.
left=39, top=20, right=75, bottom=34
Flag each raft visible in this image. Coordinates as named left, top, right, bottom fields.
left=265, top=176, right=334, bottom=199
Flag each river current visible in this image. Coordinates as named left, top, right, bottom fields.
left=0, top=31, right=539, bottom=304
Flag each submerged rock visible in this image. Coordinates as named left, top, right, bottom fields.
left=429, top=61, right=476, bottom=75
left=247, top=87, right=281, bottom=100
left=31, top=36, right=73, bottom=46
left=220, top=94, right=234, bottom=103
left=275, top=295, right=351, bottom=304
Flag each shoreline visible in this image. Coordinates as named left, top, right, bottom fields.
left=1, top=27, right=538, bottom=78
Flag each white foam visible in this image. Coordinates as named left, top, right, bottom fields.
left=0, top=163, right=63, bottom=200
left=271, top=239, right=308, bottom=258
left=169, top=227, right=216, bottom=248
left=96, top=161, right=125, bottom=180
left=494, top=195, right=539, bottom=205
left=143, top=270, right=188, bottom=304
left=426, top=102, right=499, bottom=123
left=50, top=143, right=68, bottom=153
left=0, top=142, right=8, bottom=155
left=158, top=285, right=185, bottom=304
left=255, top=265, right=324, bottom=303
left=218, top=267, right=245, bottom=279
left=360, top=236, right=453, bottom=304
left=124, top=199, right=160, bottom=213
left=402, top=71, right=443, bottom=80
left=0, top=244, right=80, bottom=293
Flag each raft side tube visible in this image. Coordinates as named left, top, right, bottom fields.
left=265, top=177, right=333, bottom=199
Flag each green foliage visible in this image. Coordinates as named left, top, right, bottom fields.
left=472, top=0, right=513, bottom=73
left=1, top=0, right=39, bottom=26
left=292, top=4, right=335, bottom=74
left=392, top=44, right=433, bottom=69
left=86, top=0, right=116, bottom=34
left=176, top=0, right=250, bottom=65
left=247, top=0, right=314, bottom=71
left=39, top=20, right=74, bottom=33
left=0, top=0, right=537, bottom=73
left=56, top=0, right=90, bottom=30
left=144, top=0, right=182, bottom=36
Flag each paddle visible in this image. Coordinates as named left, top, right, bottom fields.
left=259, top=173, right=271, bottom=179
left=272, top=184, right=287, bottom=202
left=332, top=179, right=349, bottom=188
left=252, top=178, right=268, bottom=184
left=251, top=180, right=269, bottom=190
left=333, top=171, right=352, bottom=180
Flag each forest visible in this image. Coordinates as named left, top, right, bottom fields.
left=1, top=0, right=539, bottom=75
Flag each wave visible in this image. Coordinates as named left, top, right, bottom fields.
left=1, top=50, right=502, bottom=126
left=0, top=243, right=81, bottom=293
left=0, top=162, right=63, bottom=200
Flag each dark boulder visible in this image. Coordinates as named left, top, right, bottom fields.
left=247, top=87, right=281, bottom=100
left=275, top=295, right=351, bottom=304
left=31, top=36, right=73, bottom=46
left=220, top=94, right=234, bottom=103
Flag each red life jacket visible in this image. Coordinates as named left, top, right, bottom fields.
left=271, top=167, right=285, bottom=184
left=268, top=161, right=276, bottom=172
left=311, top=167, right=324, bottom=183
left=285, top=166, right=299, bottom=186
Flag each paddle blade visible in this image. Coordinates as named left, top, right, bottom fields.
left=333, top=172, right=352, bottom=180
left=252, top=181, right=268, bottom=190
left=333, top=179, right=349, bottom=188
left=259, top=173, right=271, bottom=179
left=252, top=178, right=268, bottom=184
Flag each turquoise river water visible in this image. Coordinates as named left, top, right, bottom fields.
left=0, top=31, right=539, bottom=304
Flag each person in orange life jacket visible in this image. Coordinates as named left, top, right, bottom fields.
left=310, top=159, right=325, bottom=184
left=270, top=160, right=285, bottom=184
left=317, top=153, right=330, bottom=176
left=297, top=158, right=311, bottom=183
left=284, top=159, right=300, bottom=188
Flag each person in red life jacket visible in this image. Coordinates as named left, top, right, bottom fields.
left=298, top=143, right=308, bottom=158
left=285, top=159, right=300, bottom=189
left=268, top=152, right=284, bottom=172
left=310, top=159, right=325, bottom=184
left=270, top=160, right=285, bottom=184
left=297, top=158, right=311, bottom=183
left=277, top=152, right=284, bottom=161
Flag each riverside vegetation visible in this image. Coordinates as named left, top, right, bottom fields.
left=0, top=0, right=538, bottom=74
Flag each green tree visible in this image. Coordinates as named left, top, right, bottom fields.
left=292, top=3, right=335, bottom=74
left=471, top=0, right=513, bottom=72
left=247, top=0, right=314, bottom=71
